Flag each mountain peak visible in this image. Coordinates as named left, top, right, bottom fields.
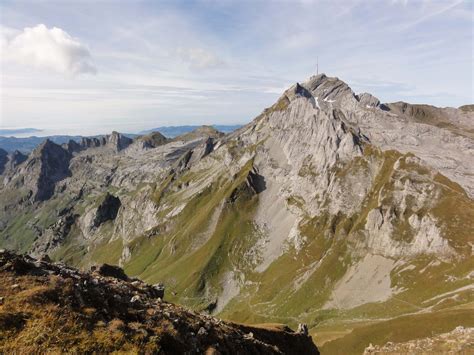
left=174, top=125, right=224, bottom=142
left=301, top=73, right=354, bottom=101
left=17, top=138, right=71, bottom=201
left=34, top=138, right=58, bottom=152
left=106, top=131, right=133, bottom=151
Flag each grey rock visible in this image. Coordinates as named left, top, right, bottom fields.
left=0, top=148, right=8, bottom=175
left=357, top=92, right=380, bottom=107
left=93, top=193, right=121, bottom=228
left=11, top=140, right=71, bottom=201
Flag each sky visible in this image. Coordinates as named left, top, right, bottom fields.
left=0, top=0, right=472, bottom=136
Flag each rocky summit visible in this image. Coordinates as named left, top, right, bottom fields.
left=0, top=74, right=473, bottom=353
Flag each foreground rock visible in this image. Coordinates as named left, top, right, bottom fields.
left=0, top=250, right=319, bottom=354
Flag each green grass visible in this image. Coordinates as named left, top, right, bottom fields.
left=0, top=211, right=36, bottom=252
left=82, top=233, right=124, bottom=267
left=320, top=307, right=474, bottom=354
left=122, top=158, right=260, bottom=310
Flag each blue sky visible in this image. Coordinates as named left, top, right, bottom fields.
left=0, top=0, right=472, bottom=136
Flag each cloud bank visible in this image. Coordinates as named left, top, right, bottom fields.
left=1, top=24, right=96, bottom=76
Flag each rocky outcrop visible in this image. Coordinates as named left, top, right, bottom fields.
left=79, top=193, right=122, bottom=238
left=193, top=137, right=216, bottom=160
left=107, top=131, right=132, bottom=151
left=80, top=136, right=106, bottom=149
left=63, top=139, right=82, bottom=154
left=135, top=131, right=168, bottom=149
left=186, top=137, right=218, bottom=167
left=0, top=149, right=7, bottom=175
left=7, top=150, right=28, bottom=170
left=12, top=140, right=71, bottom=201
left=93, top=193, right=121, bottom=228
left=95, top=263, right=129, bottom=281
left=357, top=92, right=380, bottom=108
left=0, top=250, right=319, bottom=354
left=173, top=125, right=224, bottom=142
left=80, top=132, right=132, bottom=152
left=30, top=211, right=77, bottom=256
left=228, top=167, right=266, bottom=203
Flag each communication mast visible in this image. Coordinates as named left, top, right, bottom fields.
left=316, top=56, right=319, bottom=75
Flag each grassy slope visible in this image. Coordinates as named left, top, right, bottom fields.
left=320, top=307, right=474, bottom=354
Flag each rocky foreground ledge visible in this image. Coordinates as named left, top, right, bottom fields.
left=0, top=250, right=319, bottom=354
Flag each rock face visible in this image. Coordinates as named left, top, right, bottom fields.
left=134, top=131, right=168, bottom=150
left=0, top=250, right=319, bottom=354
left=0, top=149, right=7, bottom=175
left=80, top=136, right=106, bottom=149
left=79, top=132, right=132, bottom=152
left=30, top=211, right=77, bottom=257
left=7, top=150, right=28, bottom=170
left=12, top=140, right=71, bottom=201
left=187, top=137, right=216, bottom=164
left=107, top=131, right=133, bottom=151
left=63, top=139, right=82, bottom=153
left=0, top=149, right=26, bottom=176
left=0, top=75, right=472, bottom=353
left=357, top=92, right=381, bottom=108
left=93, top=193, right=121, bottom=228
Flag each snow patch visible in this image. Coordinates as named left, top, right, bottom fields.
left=313, top=96, right=321, bottom=109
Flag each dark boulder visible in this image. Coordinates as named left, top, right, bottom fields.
left=96, top=263, right=129, bottom=281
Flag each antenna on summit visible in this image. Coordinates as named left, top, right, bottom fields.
left=316, top=56, right=319, bottom=75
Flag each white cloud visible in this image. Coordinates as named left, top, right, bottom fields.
left=176, top=47, right=223, bottom=70
left=1, top=24, right=96, bottom=76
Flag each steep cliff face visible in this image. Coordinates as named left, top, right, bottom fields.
left=0, top=74, right=473, bottom=353
left=0, top=149, right=7, bottom=175
left=7, top=150, right=28, bottom=171
left=79, top=131, right=133, bottom=152
left=6, top=140, right=72, bottom=201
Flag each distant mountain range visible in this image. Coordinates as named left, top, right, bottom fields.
left=139, top=125, right=242, bottom=137
left=0, top=135, right=88, bottom=154
left=0, top=125, right=241, bottom=153
left=0, top=128, right=42, bottom=135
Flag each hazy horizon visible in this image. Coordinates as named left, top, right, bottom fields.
left=1, top=0, right=472, bottom=136
left=0, top=123, right=243, bottom=138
